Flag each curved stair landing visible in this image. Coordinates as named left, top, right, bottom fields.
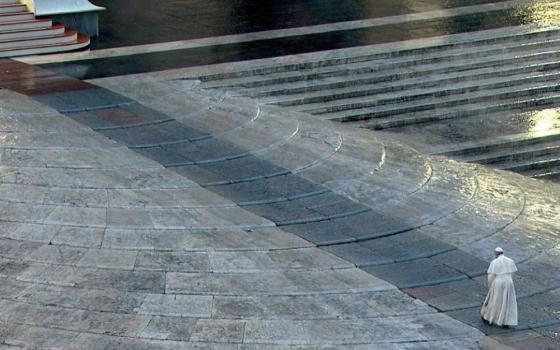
left=0, top=0, right=89, bottom=57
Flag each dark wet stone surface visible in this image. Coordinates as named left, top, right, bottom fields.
left=90, top=0, right=512, bottom=49
left=363, top=258, right=466, bottom=288
left=43, top=7, right=532, bottom=79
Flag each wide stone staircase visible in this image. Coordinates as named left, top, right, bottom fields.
left=0, top=0, right=89, bottom=57
left=184, top=24, right=560, bottom=182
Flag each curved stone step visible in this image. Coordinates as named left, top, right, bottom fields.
left=245, top=43, right=560, bottom=101
left=0, top=33, right=90, bottom=58
left=307, top=79, right=560, bottom=120
left=0, top=29, right=76, bottom=49
left=0, top=3, right=26, bottom=14
left=200, top=35, right=560, bottom=90
left=0, top=23, right=65, bottom=41
left=465, top=144, right=560, bottom=165
left=431, top=129, right=560, bottom=157
left=0, top=18, right=51, bottom=31
left=260, top=61, right=560, bottom=106
left=0, top=11, right=33, bottom=23
left=499, top=155, right=560, bottom=173
left=165, top=268, right=393, bottom=296
left=533, top=169, right=560, bottom=180
left=195, top=25, right=560, bottom=82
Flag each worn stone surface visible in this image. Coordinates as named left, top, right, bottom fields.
left=0, top=48, right=559, bottom=350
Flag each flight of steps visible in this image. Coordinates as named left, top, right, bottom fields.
left=0, top=0, right=89, bottom=57
left=430, top=128, right=560, bottom=181
left=188, top=25, right=560, bottom=182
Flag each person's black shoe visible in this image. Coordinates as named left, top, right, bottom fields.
left=481, top=316, right=489, bottom=324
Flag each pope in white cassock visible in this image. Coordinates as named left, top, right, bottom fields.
left=481, top=247, right=518, bottom=327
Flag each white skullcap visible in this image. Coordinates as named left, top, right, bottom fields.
left=494, top=247, right=504, bottom=253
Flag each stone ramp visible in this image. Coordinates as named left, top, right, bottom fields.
left=0, top=59, right=487, bottom=349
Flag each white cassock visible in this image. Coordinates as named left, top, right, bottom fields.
left=481, top=255, right=518, bottom=326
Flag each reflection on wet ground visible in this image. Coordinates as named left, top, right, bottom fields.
left=45, top=7, right=536, bottom=79
left=90, top=0, right=510, bottom=49
left=35, top=0, right=560, bottom=182
left=381, top=108, right=560, bottom=149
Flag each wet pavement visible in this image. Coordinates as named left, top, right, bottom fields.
left=41, top=0, right=560, bottom=79
left=0, top=57, right=559, bottom=349
left=90, top=0, right=512, bottom=49
left=2, top=1, right=560, bottom=348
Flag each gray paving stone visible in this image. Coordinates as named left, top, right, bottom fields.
left=36, top=89, right=132, bottom=113
left=0, top=301, right=151, bottom=337
left=64, top=333, right=237, bottom=350
left=358, top=232, right=455, bottom=262
left=200, top=155, right=287, bottom=181
left=244, top=320, right=306, bottom=345
left=323, top=243, right=393, bottom=266
left=134, top=294, right=212, bottom=317
left=211, top=290, right=432, bottom=321
left=135, top=251, right=210, bottom=272
left=173, top=164, right=228, bottom=183
left=430, top=249, right=488, bottom=277
left=246, top=201, right=318, bottom=223
left=135, top=146, right=192, bottom=166
left=4, top=324, right=79, bottom=350
left=166, top=269, right=392, bottom=296
left=282, top=220, right=355, bottom=245
left=138, top=316, right=197, bottom=341
left=209, top=248, right=352, bottom=272
left=0, top=277, right=27, bottom=299
left=67, top=110, right=118, bottom=129
left=363, top=259, right=467, bottom=289
left=0, top=239, right=41, bottom=260
left=16, top=284, right=146, bottom=313
left=51, top=226, right=104, bottom=248
left=24, top=244, right=86, bottom=264
left=121, top=103, right=181, bottom=123
left=77, top=249, right=138, bottom=270
left=190, top=319, right=246, bottom=343
left=74, top=269, right=165, bottom=293
left=106, top=208, right=155, bottom=229
left=164, top=138, right=245, bottom=163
